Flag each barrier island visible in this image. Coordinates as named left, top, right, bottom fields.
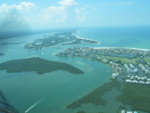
left=0, top=57, right=84, bottom=74
left=24, top=31, right=99, bottom=50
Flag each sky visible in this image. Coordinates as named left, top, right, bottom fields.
left=0, top=0, right=150, bottom=31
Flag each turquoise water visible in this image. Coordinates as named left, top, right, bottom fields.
left=77, top=26, right=150, bottom=49
left=0, top=26, right=150, bottom=113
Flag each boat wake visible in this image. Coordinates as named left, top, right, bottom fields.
left=25, top=96, right=47, bottom=113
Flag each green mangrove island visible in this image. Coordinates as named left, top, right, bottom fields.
left=0, top=57, right=84, bottom=74
left=67, top=81, right=121, bottom=109
left=67, top=80, right=150, bottom=113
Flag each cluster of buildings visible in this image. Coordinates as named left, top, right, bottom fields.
left=56, top=47, right=150, bottom=58
left=110, top=61, right=150, bottom=85
left=56, top=47, right=150, bottom=85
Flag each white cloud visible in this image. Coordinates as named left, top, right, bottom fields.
left=41, top=0, right=83, bottom=25
left=0, top=2, right=36, bottom=13
left=58, top=0, right=78, bottom=7
left=0, top=2, right=36, bottom=32
left=42, top=6, right=67, bottom=23
left=17, top=2, right=36, bottom=11
left=75, top=7, right=87, bottom=22
left=0, top=0, right=89, bottom=30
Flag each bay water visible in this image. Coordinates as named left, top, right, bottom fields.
left=0, top=26, right=150, bottom=113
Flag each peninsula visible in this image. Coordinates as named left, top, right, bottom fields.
left=56, top=47, right=150, bottom=112
left=56, top=47, right=150, bottom=84
left=67, top=81, right=121, bottom=109
left=0, top=57, right=84, bottom=74
left=24, top=31, right=99, bottom=50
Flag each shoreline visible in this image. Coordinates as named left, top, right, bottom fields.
left=93, top=47, right=150, bottom=51
left=75, top=35, right=101, bottom=44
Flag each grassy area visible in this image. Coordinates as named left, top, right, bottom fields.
left=0, top=57, right=84, bottom=74
left=116, top=83, right=150, bottom=113
left=67, top=79, right=150, bottom=112
left=67, top=81, right=121, bottom=109
left=143, top=57, right=150, bottom=65
left=96, top=54, right=145, bottom=65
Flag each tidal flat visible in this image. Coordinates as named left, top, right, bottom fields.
left=0, top=57, right=84, bottom=74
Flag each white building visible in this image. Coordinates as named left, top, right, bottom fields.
left=121, top=110, right=126, bottom=113
left=127, top=111, right=133, bottom=113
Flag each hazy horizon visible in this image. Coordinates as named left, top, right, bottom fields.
left=0, top=0, right=150, bottom=32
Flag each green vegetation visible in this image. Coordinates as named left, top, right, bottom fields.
left=24, top=31, right=99, bottom=50
left=116, top=83, right=150, bottom=113
left=63, top=39, right=99, bottom=45
left=96, top=54, right=140, bottom=65
left=67, top=79, right=150, bottom=112
left=67, top=81, right=121, bottom=109
left=143, top=57, right=150, bottom=65
left=0, top=53, right=4, bottom=56
left=0, top=57, right=84, bottom=74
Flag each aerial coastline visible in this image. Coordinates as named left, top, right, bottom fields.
left=56, top=46, right=150, bottom=113
left=56, top=47, right=150, bottom=84
left=24, top=31, right=100, bottom=50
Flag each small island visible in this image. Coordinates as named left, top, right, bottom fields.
left=0, top=57, right=84, bottom=74
left=24, top=31, right=99, bottom=50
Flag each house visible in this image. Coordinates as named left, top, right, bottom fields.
left=121, top=110, right=125, bottom=113
left=127, top=111, right=132, bottom=113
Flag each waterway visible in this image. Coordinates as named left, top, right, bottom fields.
left=0, top=26, right=150, bottom=113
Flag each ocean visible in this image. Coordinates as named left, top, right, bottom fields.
left=0, top=26, right=150, bottom=113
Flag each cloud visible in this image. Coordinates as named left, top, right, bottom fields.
left=17, top=2, right=36, bottom=11
left=0, top=2, right=36, bottom=13
left=0, top=2, right=36, bottom=32
left=42, top=6, right=67, bottom=23
left=75, top=7, right=87, bottom=22
left=41, top=0, right=87, bottom=27
left=0, top=0, right=89, bottom=30
left=58, top=0, right=78, bottom=7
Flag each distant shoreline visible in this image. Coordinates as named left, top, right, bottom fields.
left=93, top=47, right=150, bottom=51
